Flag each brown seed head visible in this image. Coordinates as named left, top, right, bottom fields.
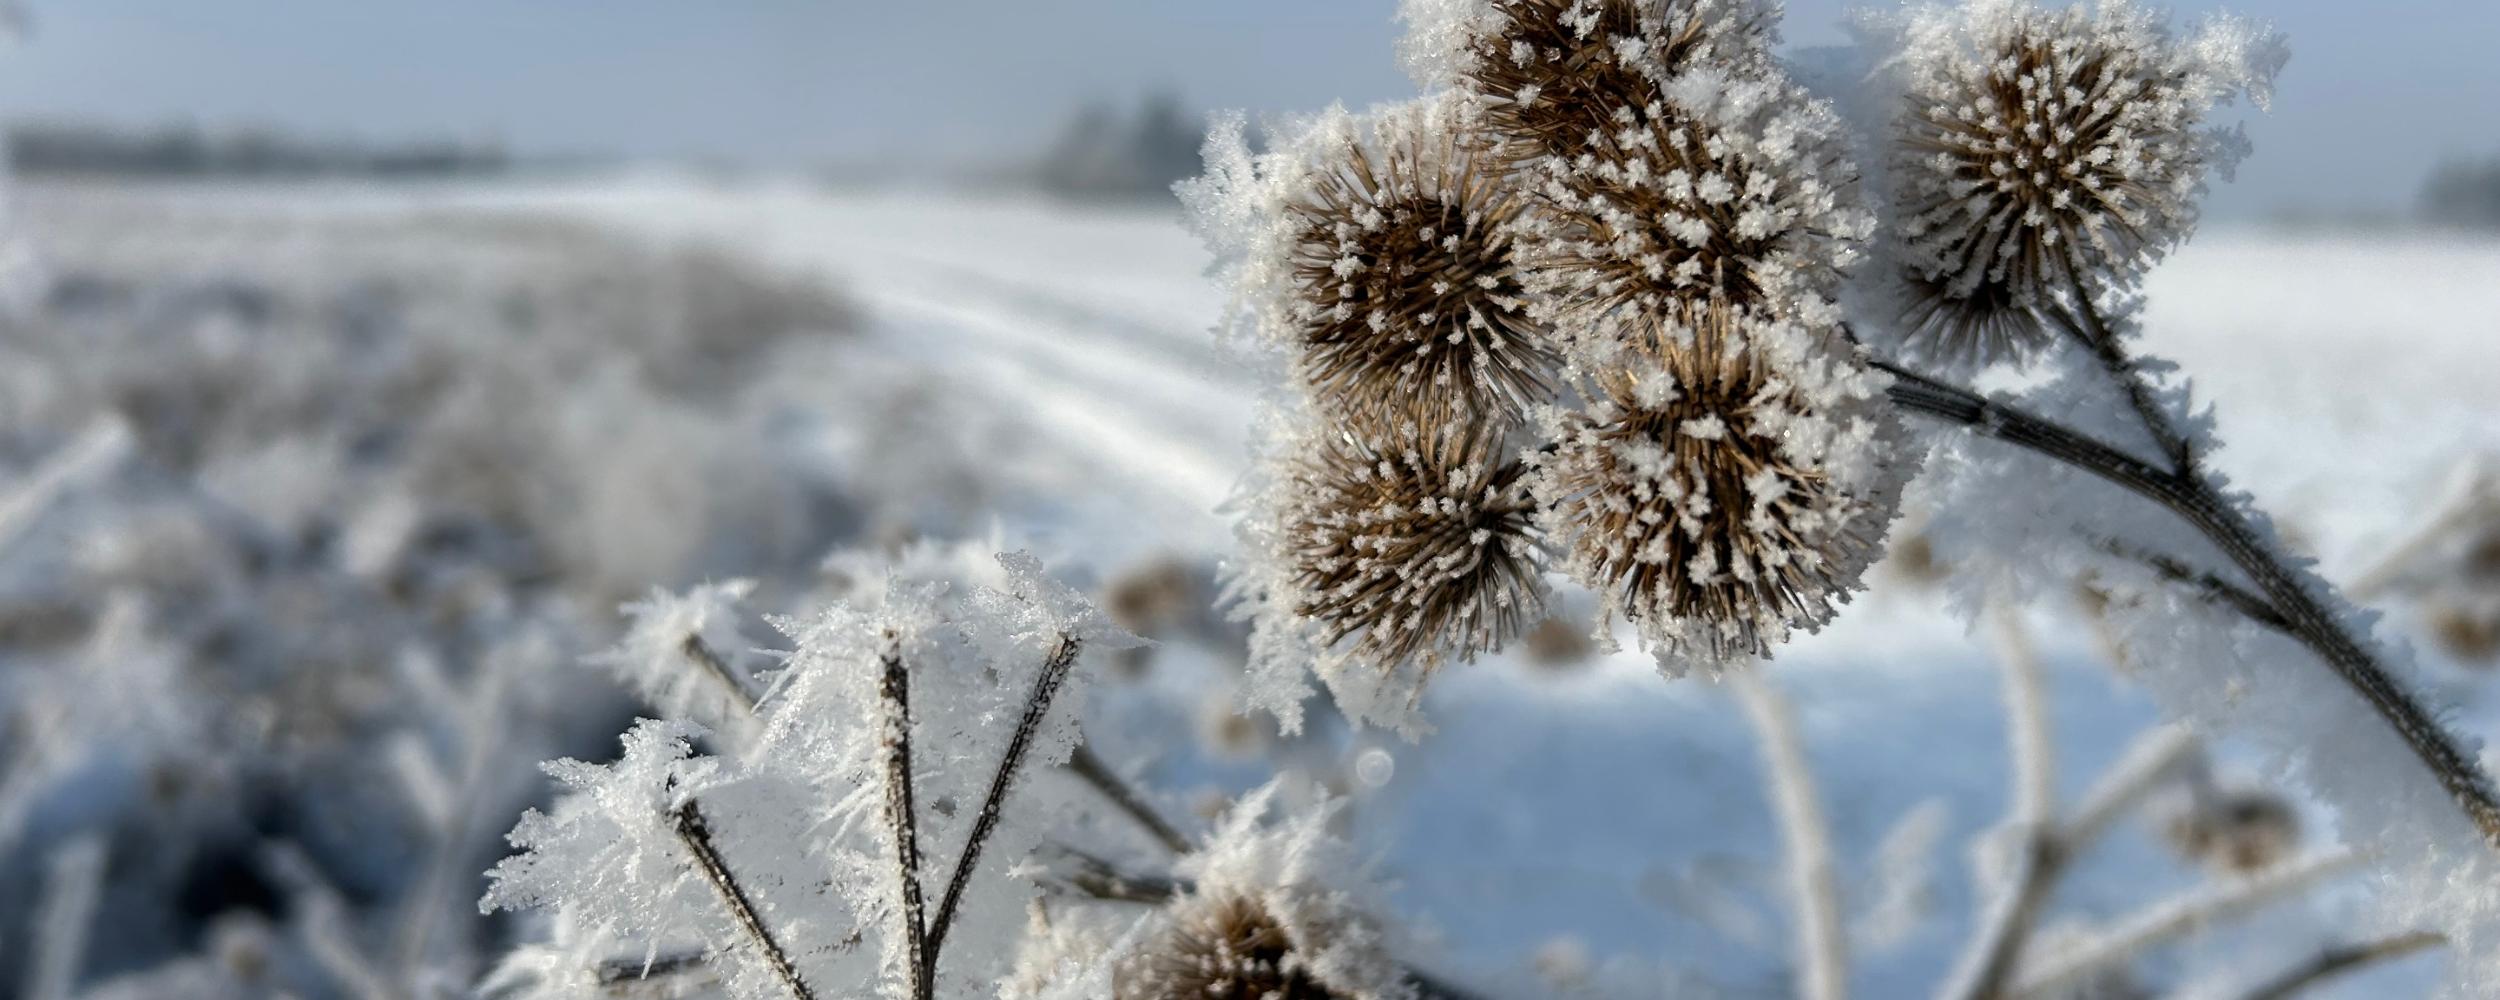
left=1506, top=69, right=1873, bottom=359
left=1286, top=124, right=1556, bottom=425
left=1452, top=0, right=1774, bottom=169
left=1538, top=303, right=1901, bottom=671
left=1887, top=3, right=2282, bottom=366
left=2165, top=787, right=2302, bottom=875
left=1279, top=413, right=1546, bottom=675
left=1117, top=891, right=1345, bottom=1000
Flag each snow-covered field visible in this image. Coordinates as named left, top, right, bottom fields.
left=4, top=176, right=2496, bottom=998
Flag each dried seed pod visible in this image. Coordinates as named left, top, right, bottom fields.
left=1287, top=127, right=1554, bottom=425
left=1117, top=784, right=1411, bottom=1000
left=1119, top=892, right=1347, bottom=1000
left=1509, top=67, right=1875, bottom=354
left=1537, top=303, right=1908, bottom=673
left=2165, top=787, right=2302, bottom=875
left=1882, top=0, right=2284, bottom=366
left=1421, top=0, right=1777, bottom=168
left=1229, top=406, right=1549, bottom=734
left=1279, top=413, right=1546, bottom=675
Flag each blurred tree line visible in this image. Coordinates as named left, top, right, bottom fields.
left=2420, top=156, right=2500, bottom=231
left=1033, top=91, right=1205, bottom=202
left=5, top=120, right=509, bottom=178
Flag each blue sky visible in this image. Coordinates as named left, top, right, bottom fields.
left=3, top=0, right=2496, bottom=217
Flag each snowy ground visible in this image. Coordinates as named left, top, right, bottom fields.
left=8, top=176, right=2498, bottom=997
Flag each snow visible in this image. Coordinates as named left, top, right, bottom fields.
left=6, top=172, right=2497, bottom=997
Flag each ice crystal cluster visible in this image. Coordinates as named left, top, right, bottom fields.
left=1188, top=0, right=1911, bottom=725
left=1000, top=784, right=1417, bottom=1000
left=1876, top=0, right=2287, bottom=366
left=1535, top=305, right=1905, bottom=670
left=1116, top=786, right=1414, bottom=1000
left=482, top=547, right=1147, bottom=999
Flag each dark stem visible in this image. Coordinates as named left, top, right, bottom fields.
left=671, top=800, right=815, bottom=1000
left=876, top=643, right=934, bottom=1000
left=1949, top=835, right=2066, bottom=1000
left=1875, top=360, right=2500, bottom=850
left=2235, top=930, right=2444, bottom=1000
left=682, top=633, right=760, bottom=710
left=1065, top=741, right=1190, bottom=854
left=2091, top=537, right=2293, bottom=634
left=922, top=633, right=1083, bottom=980
left=2051, top=289, right=2194, bottom=473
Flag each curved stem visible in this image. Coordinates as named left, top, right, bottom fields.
left=2232, top=930, right=2444, bottom=1000
left=1874, top=361, right=2500, bottom=850
left=673, top=801, right=816, bottom=1000
left=924, top=634, right=1083, bottom=978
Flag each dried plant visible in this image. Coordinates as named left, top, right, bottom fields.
left=1282, top=114, right=1556, bottom=424
left=1879, top=0, right=2285, bottom=367
left=1505, top=66, right=1875, bottom=348
left=1536, top=304, right=1907, bottom=671
left=1235, top=410, right=1546, bottom=731
left=1426, top=0, right=1777, bottom=169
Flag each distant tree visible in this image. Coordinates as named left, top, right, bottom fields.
left=2420, top=157, right=2500, bottom=230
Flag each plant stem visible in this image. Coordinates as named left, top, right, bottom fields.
left=1066, top=741, right=1190, bottom=854
left=1874, top=360, right=2500, bottom=850
left=923, top=633, right=1082, bottom=980
left=1733, top=672, right=1848, bottom=1000
left=672, top=800, right=815, bottom=1000
left=875, top=643, right=933, bottom=1000
left=2234, top=930, right=2444, bottom=1000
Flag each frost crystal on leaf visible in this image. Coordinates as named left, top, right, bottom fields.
left=1876, top=0, right=2285, bottom=367
left=1534, top=304, right=1911, bottom=674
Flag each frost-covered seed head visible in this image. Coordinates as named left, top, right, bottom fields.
left=1285, top=125, right=1557, bottom=424
left=2164, top=787, right=2301, bottom=874
left=1426, top=0, right=1776, bottom=168
left=1884, top=0, right=2285, bottom=365
left=1118, top=891, right=1347, bottom=1000
left=1509, top=68, right=1875, bottom=353
left=1184, top=98, right=1562, bottom=428
left=1279, top=414, right=1545, bottom=675
left=1537, top=304, right=1907, bottom=672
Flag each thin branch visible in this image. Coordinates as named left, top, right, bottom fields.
left=2062, top=726, right=2199, bottom=852
left=875, top=642, right=933, bottom=1000
left=1733, top=672, right=1848, bottom=1000
left=672, top=801, right=816, bottom=1000
left=683, top=633, right=761, bottom=711
left=923, top=633, right=1083, bottom=977
left=1938, top=608, right=2061, bottom=1000
left=1066, top=741, right=1191, bottom=854
left=2093, top=538, right=2292, bottom=634
left=2050, top=290, right=2193, bottom=474
left=2232, top=930, right=2445, bottom=1000
left=594, top=950, right=711, bottom=986
left=2008, top=850, right=2363, bottom=1000
left=1877, top=359, right=2500, bottom=849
